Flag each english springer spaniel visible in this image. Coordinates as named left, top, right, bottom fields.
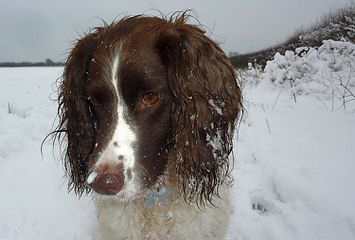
left=53, top=12, right=242, bottom=240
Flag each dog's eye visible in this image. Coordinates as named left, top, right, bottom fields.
left=86, top=99, right=98, bottom=132
left=141, top=92, right=160, bottom=107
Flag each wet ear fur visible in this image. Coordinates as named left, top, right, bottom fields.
left=58, top=38, right=97, bottom=195
left=156, top=15, right=242, bottom=205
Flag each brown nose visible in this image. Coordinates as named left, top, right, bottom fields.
left=87, top=163, right=124, bottom=195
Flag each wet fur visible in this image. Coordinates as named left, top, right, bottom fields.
left=50, top=12, right=242, bottom=239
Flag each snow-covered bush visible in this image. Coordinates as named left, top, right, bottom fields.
left=254, top=40, right=355, bottom=111
left=236, top=63, right=263, bottom=88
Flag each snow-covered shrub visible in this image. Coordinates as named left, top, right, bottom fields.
left=243, top=40, right=355, bottom=111
left=259, top=40, right=355, bottom=110
left=236, top=63, right=263, bottom=88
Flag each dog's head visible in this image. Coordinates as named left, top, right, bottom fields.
left=55, top=13, right=242, bottom=204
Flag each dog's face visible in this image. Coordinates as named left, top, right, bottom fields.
left=56, top=14, right=242, bottom=204
left=83, top=43, right=173, bottom=199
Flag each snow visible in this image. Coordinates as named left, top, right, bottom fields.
left=1, top=41, right=355, bottom=239
left=227, top=40, right=355, bottom=240
left=0, top=67, right=96, bottom=240
left=87, top=171, right=98, bottom=185
left=256, top=40, right=355, bottom=112
left=208, top=99, right=224, bottom=115
left=227, top=82, right=355, bottom=240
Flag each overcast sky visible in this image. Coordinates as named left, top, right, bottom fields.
left=0, top=0, right=351, bottom=62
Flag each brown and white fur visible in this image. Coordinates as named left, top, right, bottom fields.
left=52, top=12, right=242, bottom=240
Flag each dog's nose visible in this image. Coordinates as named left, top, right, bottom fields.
left=87, top=163, right=124, bottom=195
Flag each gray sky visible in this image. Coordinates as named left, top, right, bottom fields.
left=0, top=0, right=351, bottom=62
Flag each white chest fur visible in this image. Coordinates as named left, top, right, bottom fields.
left=94, top=186, right=230, bottom=240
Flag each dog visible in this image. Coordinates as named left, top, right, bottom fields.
left=53, top=12, right=242, bottom=240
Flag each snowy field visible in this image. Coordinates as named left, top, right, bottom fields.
left=0, top=40, right=355, bottom=240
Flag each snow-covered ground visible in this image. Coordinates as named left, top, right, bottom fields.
left=227, top=40, right=355, bottom=240
left=0, top=40, right=354, bottom=240
left=0, top=68, right=96, bottom=240
left=227, top=82, right=355, bottom=240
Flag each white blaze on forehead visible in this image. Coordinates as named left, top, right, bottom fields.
left=111, top=53, right=120, bottom=91
left=95, top=53, right=137, bottom=170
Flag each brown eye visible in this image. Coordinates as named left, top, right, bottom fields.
left=141, top=92, right=160, bottom=107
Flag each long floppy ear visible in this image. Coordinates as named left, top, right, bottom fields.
left=156, top=15, right=242, bottom=205
left=57, top=37, right=96, bottom=195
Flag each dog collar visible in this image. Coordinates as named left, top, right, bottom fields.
left=144, top=186, right=172, bottom=208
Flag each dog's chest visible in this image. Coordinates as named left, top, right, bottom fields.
left=96, top=200, right=198, bottom=239
left=138, top=205, right=178, bottom=239
left=95, top=192, right=229, bottom=240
